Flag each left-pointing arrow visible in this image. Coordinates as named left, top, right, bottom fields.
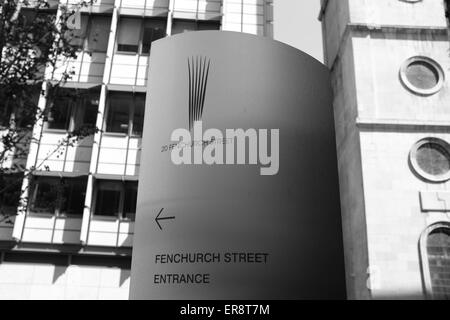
left=155, top=208, right=175, bottom=230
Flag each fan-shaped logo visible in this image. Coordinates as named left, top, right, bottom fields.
left=164, top=55, right=280, bottom=176
left=188, top=56, right=210, bottom=130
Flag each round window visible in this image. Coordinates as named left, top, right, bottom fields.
left=410, top=138, right=450, bottom=182
left=400, top=57, right=445, bottom=96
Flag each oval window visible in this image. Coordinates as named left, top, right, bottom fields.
left=400, top=57, right=445, bottom=95
left=410, top=138, right=450, bottom=182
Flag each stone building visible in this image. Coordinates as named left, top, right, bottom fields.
left=320, top=0, right=450, bottom=299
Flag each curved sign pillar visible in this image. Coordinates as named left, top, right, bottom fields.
left=130, top=31, right=346, bottom=300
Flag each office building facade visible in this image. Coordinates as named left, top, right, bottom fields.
left=0, top=0, right=273, bottom=299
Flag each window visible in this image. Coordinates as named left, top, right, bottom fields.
left=30, top=176, right=88, bottom=216
left=0, top=86, right=41, bottom=129
left=105, top=92, right=146, bottom=136
left=0, top=92, right=13, bottom=128
left=45, top=88, right=99, bottom=131
left=67, top=14, right=111, bottom=53
left=117, top=18, right=166, bottom=54
left=94, top=180, right=138, bottom=220
left=400, top=56, right=445, bottom=96
left=142, top=20, right=166, bottom=54
left=0, top=174, right=23, bottom=217
left=420, top=223, right=450, bottom=300
left=410, top=138, right=450, bottom=182
left=171, top=19, right=221, bottom=35
left=46, top=94, right=72, bottom=130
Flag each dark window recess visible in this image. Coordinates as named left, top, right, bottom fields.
left=71, top=255, right=132, bottom=269
left=0, top=86, right=41, bottom=129
left=94, top=180, right=138, bottom=220
left=2, top=252, right=131, bottom=269
left=0, top=91, right=13, bottom=127
left=3, top=252, right=69, bottom=266
left=95, top=181, right=122, bottom=217
left=31, top=176, right=88, bottom=216
left=47, top=96, right=72, bottom=130
left=171, top=19, right=220, bottom=35
left=427, top=228, right=450, bottom=300
left=0, top=174, right=23, bottom=216
left=106, top=93, right=130, bottom=134
left=60, top=178, right=87, bottom=215
left=132, top=94, right=145, bottom=136
left=123, top=182, right=138, bottom=220
left=141, top=25, right=166, bottom=54
left=46, top=88, right=99, bottom=132
left=81, top=98, right=100, bottom=128
left=106, top=92, right=146, bottom=136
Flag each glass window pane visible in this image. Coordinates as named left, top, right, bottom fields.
left=406, top=61, right=439, bottom=90
left=67, top=14, right=89, bottom=48
left=82, top=96, right=99, bottom=128
left=197, top=20, right=221, bottom=31
left=72, top=90, right=99, bottom=131
left=171, top=20, right=197, bottom=35
left=124, top=181, right=138, bottom=220
left=47, top=90, right=73, bottom=130
left=95, top=181, right=122, bottom=217
left=141, top=19, right=166, bottom=54
left=15, top=86, right=41, bottom=129
left=0, top=174, right=22, bottom=216
left=32, top=177, right=60, bottom=214
left=0, top=90, right=12, bottom=127
left=106, top=92, right=130, bottom=134
left=87, top=16, right=111, bottom=52
left=427, top=228, right=450, bottom=300
left=60, top=177, right=87, bottom=216
left=132, top=94, right=145, bottom=136
left=416, top=143, right=450, bottom=176
left=117, top=18, right=141, bottom=53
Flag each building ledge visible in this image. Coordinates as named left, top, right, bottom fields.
left=357, top=118, right=450, bottom=131
left=0, top=241, right=132, bottom=257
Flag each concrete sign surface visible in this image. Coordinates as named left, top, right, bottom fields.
left=130, top=31, right=346, bottom=300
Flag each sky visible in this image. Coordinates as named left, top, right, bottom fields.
left=274, top=0, right=323, bottom=63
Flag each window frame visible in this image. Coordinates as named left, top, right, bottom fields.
left=104, top=91, right=145, bottom=137
left=410, top=138, right=450, bottom=183
left=28, top=175, right=88, bottom=218
left=44, top=88, right=100, bottom=133
left=68, top=13, right=112, bottom=54
left=400, top=56, right=445, bottom=96
left=0, top=173, right=23, bottom=217
left=115, top=17, right=167, bottom=55
left=419, top=222, right=450, bottom=300
left=0, top=85, right=41, bottom=130
left=92, top=179, right=138, bottom=221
